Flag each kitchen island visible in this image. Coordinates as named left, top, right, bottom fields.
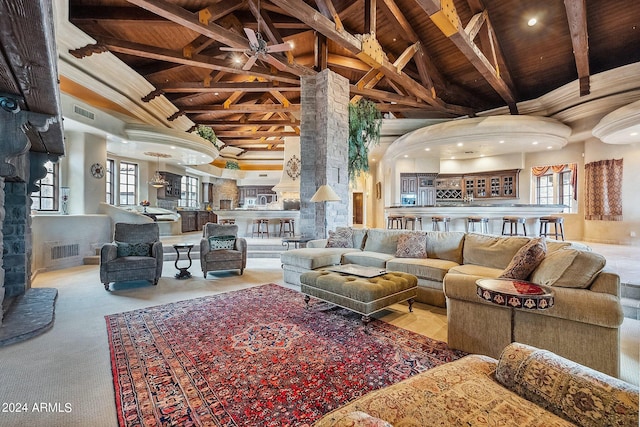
left=385, top=203, right=567, bottom=235
left=212, top=209, right=300, bottom=237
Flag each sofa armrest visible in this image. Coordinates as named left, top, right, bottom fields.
left=100, top=242, right=117, bottom=263
left=307, top=239, right=328, bottom=248
left=496, top=342, right=639, bottom=427
left=588, top=270, right=620, bottom=296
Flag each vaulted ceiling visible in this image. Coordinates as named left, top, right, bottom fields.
left=66, top=0, right=640, bottom=163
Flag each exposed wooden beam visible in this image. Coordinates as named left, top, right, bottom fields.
left=216, top=131, right=299, bottom=137
left=350, top=86, right=434, bottom=109
left=314, top=0, right=344, bottom=31
left=364, top=0, right=377, bottom=34
left=184, top=104, right=300, bottom=113
left=564, top=0, right=590, bottom=96
left=270, top=0, right=470, bottom=114
left=316, top=33, right=328, bottom=70
left=219, top=139, right=285, bottom=145
left=415, top=0, right=516, bottom=107
left=201, top=120, right=300, bottom=126
left=93, top=36, right=300, bottom=85
left=157, top=82, right=300, bottom=93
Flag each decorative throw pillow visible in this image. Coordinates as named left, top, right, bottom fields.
left=395, top=232, right=428, bottom=258
left=499, top=237, right=547, bottom=280
left=116, top=241, right=152, bottom=257
left=209, top=235, right=236, bottom=250
left=326, top=227, right=354, bottom=248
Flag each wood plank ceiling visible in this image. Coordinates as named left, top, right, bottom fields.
left=67, top=0, right=640, bottom=161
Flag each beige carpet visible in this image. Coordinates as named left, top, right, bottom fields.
left=0, top=258, right=636, bottom=427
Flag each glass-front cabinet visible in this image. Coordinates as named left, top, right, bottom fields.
left=436, top=169, right=520, bottom=201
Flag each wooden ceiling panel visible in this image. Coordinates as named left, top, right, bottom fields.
left=64, top=0, right=640, bottom=162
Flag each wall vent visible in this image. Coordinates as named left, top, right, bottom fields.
left=73, top=104, right=95, bottom=120
left=44, top=241, right=82, bottom=268
left=259, top=174, right=268, bottom=177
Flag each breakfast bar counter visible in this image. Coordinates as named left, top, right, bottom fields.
left=385, top=204, right=566, bottom=235
left=212, top=209, right=300, bottom=237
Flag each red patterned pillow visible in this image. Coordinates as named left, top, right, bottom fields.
left=326, top=227, right=354, bottom=248
left=395, top=232, right=428, bottom=258
left=500, top=237, right=547, bottom=280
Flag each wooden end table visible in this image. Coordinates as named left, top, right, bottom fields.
left=476, top=278, right=554, bottom=342
left=173, top=243, right=194, bottom=279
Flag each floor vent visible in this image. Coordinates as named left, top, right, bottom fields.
left=73, top=104, right=95, bottom=120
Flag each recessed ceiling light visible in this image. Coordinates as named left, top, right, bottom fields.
left=404, top=154, right=408, bottom=158
left=214, top=92, right=219, bottom=96
left=457, top=142, right=463, bottom=147
left=631, top=132, right=638, bottom=136
left=532, top=141, right=539, bottom=145
left=480, top=154, right=485, bottom=157
left=499, top=140, right=504, bottom=144
left=288, top=41, right=294, bottom=48
left=547, top=146, right=552, bottom=149
left=234, top=57, right=242, bottom=64
left=170, top=146, right=176, bottom=149
left=371, top=158, right=376, bottom=162
left=121, top=140, right=128, bottom=144
left=451, top=156, right=455, bottom=160
left=425, top=148, right=430, bottom=151
left=528, top=17, right=537, bottom=27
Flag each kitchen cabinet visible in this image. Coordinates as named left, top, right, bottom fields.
left=180, top=211, right=197, bottom=233
left=157, top=172, right=182, bottom=200
left=400, top=174, right=417, bottom=194
left=437, top=169, right=520, bottom=201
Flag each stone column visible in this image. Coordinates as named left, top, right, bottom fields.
left=2, top=181, right=30, bottom=298
left=299, top=69, right=350, bottom=238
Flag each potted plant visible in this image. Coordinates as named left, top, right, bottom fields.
left=348, top=99, right=382, bottom=182
left=196, top=125, right=222, bottom=151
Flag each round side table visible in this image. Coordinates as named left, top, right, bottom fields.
left=476, top=278, right=554, bottom=342
left=173, top=243, right=194, bottom=279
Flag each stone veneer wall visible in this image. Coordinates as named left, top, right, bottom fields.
left=209, top=178, right=239, bottom=209
left=0, top=177, right=4, bottom=324
left=2, top=181, right=31, bottom=299
left=300, top=69, right=350, bottom=238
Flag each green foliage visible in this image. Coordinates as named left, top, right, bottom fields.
left=196, top=125, right=222, bottom=150
left=348, top=99, right=382, bottom=182
left=225, top=160, right=240, bottom=170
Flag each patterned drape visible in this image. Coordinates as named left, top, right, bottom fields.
left=584, top=159, right=623, bottom=221
left=532, top=163, right=578, bottom=201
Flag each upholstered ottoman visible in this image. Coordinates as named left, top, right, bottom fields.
left=300, top=269, right=418, bottom=325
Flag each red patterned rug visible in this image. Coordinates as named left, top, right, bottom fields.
left=106, top=284, right=465, bottom=426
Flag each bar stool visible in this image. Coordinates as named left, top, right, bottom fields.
left=252, top=218, right=270, bottom=238
left=279, top=218, right=295, bottom=237
left=502, top=216, right=527, bottom=236
left=403, top=215, right=422, bottom=230
left=466, top=216, right=489, bottom=233
left=387, top=215, right=404, bottom=229
left=218, top=218, right=235, bottom=225
left=431, top=216, right=451, bottom=231
left=539, top=216, right=565, bottom=241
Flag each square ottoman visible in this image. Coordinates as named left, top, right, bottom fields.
left=300, top=269, right=418, bottom=325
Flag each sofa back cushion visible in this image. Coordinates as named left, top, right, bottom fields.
left=463, top=234, right=531, bottom=269
left=495, top=342, right=639, bottom=427
left=363, top=229, right=406, bottom=254
left=530, top=248, right=606, bottom=288
left=426, top=231, right=465, bottom=264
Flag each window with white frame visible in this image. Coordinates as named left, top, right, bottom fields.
left=119, top=161, right=138, bottom=205
left=31, top=160, right=58, bottom=211
left=106, top=159, right=115, bottom=205
left=179, top=175, right=199, bottom=208
left=532, top=164, right=577, bottom=213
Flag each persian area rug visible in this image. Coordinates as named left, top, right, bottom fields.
left=106, top=284, right=466, bottom=427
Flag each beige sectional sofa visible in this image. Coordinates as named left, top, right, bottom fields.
left=280, top=227, right=624, bottom=377
left=313, top=342, right=639, bottom=427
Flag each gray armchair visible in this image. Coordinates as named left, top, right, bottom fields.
left=100, top=222, right=163, bottom=291
left=200, top=223, right=247, bottom=277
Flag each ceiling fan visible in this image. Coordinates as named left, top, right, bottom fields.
left=220, top=1, right=291, bottom=71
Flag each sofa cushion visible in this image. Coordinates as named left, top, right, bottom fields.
left=116, top=241, right=152, bottom=257
left=328, top=412, right=392, bottom=427
left=496, top=343, right=639, bottom=427
left=314, top=354, right=575, bottom=427
left=342, top=251, right=394, bottom=268
left=387, top=258, right=459, bottom=283
left=395, top=232, right=427, bottom=258
left=463, top=234, right=531, bottom=269
left=204, top=249, right=242, bottom=262
left=426, top=231, right=465, bottom=264
left=105, top=256, right=157, bottom=272
left=448, top=264, right=503, bottom=278
left=500, top=237, right=547, bottom=280
left=326, top=227, right=354, bottom=248
left=280, top=248, right=349, bottom=270
left=352, top=228, right=368, bottom=250
left=530, top=248, right=606, bottom=289
left=362, top=229, right=406, bottom=254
